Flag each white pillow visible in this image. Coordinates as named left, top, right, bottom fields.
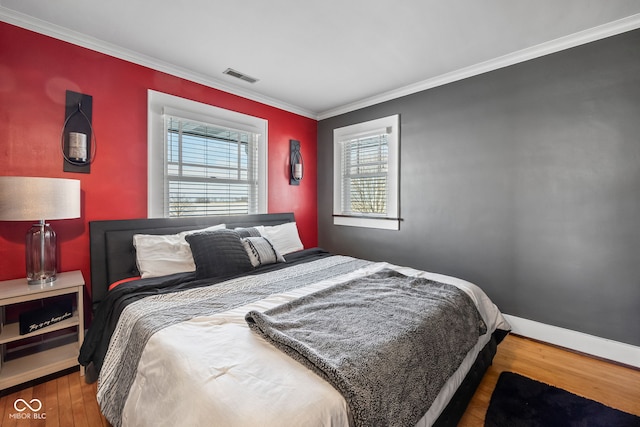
left=133, top=223, right=226, bottom=278
left=261, top=222, right=304, bottom=255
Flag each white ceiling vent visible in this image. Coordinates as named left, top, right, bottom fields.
left=223, top=68, right=259, bottom=84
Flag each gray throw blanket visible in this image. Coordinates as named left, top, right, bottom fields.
left=246, top=269, right=487, bottom=427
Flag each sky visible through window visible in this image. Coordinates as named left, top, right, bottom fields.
left=166, top=118, right=257, bottom=217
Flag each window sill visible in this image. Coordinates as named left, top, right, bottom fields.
left=333, top=215, right=400, bottom=230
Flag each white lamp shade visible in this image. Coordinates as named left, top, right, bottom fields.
left=0, top=176, right=81, bottom=221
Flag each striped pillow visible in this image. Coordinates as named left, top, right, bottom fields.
left=242, top=237, right=285, bottom=267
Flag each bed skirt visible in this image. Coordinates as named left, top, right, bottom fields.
left=433, top=329, right=508, bottom=426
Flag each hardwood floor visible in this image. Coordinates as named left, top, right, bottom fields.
left=0, top=369, right=108, bottom=427
left=0, top=333, right=638, bottom=426
left=458, top=334, right=640, bottom=426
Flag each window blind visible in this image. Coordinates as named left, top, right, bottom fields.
left=340, top=133, right=389, bottom=216
left=165, top=116, right=260, bottom=217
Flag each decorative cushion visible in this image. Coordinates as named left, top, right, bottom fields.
left=242, top=237, right=285, bottom=267
left=235, top=226, right=264, bottom=238
left=133, top=224, right=226, bottom=278
left=185, top=229, right=253, bottom=279
left=261, top=222, right=304, bottom=255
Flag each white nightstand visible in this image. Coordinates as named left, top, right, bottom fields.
left=0, top=271, right=85, bottom=390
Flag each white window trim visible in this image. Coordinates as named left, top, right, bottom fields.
left=147, top=90, right=268, bottom=218
left=333, top=114, right=400, bottom=230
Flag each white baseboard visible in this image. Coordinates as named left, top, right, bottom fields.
left=503, top=314, right=640, bottom=369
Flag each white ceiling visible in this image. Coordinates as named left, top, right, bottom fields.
left=2, top=1, right=640, bottom=119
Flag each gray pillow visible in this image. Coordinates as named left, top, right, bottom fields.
left=185, top=229, right=253, bottom=279
left=235, top=227, right=262, bottom=238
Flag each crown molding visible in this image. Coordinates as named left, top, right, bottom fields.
left=318, top=13, right=640, bottom=120
left=3, top=6, right=640, bottom=122
left=0, top=6, right=318, bottom=120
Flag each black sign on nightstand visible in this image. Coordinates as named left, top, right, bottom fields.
left=18, top=301, right=73, bottom=335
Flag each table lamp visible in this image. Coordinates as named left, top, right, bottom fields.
left=0, top=177, right=80, bottom=285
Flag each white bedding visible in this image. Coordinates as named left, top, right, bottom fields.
left=114, top=261, right=508, bottom=427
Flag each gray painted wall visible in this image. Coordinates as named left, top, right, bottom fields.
left=317, top=29, right=640, bottom=346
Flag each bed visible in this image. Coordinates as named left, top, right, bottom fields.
left=80, top=212, right=509, bottom=427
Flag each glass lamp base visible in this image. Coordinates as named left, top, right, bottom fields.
left=25, top=222, right=57, bottom=286
left=27, top=274, right=57, bottom=286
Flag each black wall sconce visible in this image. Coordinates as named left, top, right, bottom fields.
left=290, top=139, right=303, bottom=185
left=61, top=90, right=96, bottom=173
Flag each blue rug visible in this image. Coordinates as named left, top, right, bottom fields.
left=485, top=371, right=640, bottom=427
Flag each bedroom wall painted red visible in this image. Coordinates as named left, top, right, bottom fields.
left=0, top=22, right=318, bottom=288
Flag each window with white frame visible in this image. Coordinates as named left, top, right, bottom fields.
left=333, top=114, right=400, bottom=230
left=148, top=90, right=267, bottom=218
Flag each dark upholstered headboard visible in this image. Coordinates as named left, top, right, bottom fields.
left=89, top=212, right=295, bottom=310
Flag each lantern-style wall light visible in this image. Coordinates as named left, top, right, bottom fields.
left=290, top=139, right=303, bottom=185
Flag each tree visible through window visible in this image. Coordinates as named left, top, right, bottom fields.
left=342, top=133, right=389, bottom=215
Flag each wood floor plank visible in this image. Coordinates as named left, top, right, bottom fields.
left=68, top=373, right=89, bottom=427
left=0, top=334, right=637, bottom=426
left=0, top=385, right=6, bottom=422
left=82, top=380, right=106, bottom=427
left=44, top=378, right=60, bottom=427
left=5, top=387, right=32, bottom=427
left=2, top=390, right=19, bottom=427
left=29, top=381, right=47, bottom=427
left=55, top=374, right=74, bottom=427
